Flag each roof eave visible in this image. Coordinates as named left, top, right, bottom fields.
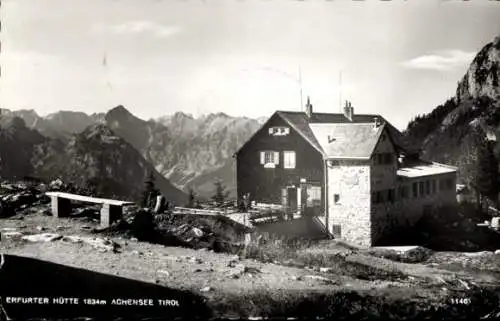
left=234, top=112, right=279, bottom=155
left=431, top=161, right=459, bottom=171
left=324, top=156, right=371, bottom=160
left=277, top=111, right=325, bottom=155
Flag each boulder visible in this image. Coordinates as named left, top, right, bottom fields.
left=22, top=233, right=62, bottom=242
left=191, top=227, right=204, bottom=238
left=157, top=270, right=170, bottom=277
left=181, top=256, right=203, bottom=264
left=3, top=231, right=24, bottom=239
left=62, top=235, right=119, bottom=252
left=299, top=275, right=337, bottom=285
left=243, top=266, right=261, bottom=274
left=1, top=228, right=18, bottom=232
left=319, top=267, right=334, bottom=273
left=49, top=179, right=64, bottom=190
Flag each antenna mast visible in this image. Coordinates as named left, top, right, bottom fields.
left=339, top=70, right=343, bottom=113
left=299, top=65, right=303, bottom=112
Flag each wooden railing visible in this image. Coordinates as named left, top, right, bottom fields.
left=172, top=206, right=237, bottom=216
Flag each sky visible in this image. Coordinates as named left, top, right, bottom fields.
left=1, top=0, right=500, bottom=130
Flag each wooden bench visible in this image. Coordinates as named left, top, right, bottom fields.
left=45, top=192, right=135, bottom=228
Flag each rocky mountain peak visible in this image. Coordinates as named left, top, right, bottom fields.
left=456, top=36, right=500, bottom=103
left=173, top=111, right=195, bottom=119
left=106, top=105, right=134, bottom=120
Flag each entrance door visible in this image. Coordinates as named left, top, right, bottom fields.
left=287, top=187, right=298, bottom=219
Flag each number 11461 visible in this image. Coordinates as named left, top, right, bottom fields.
left=450, top=298, right=471, bottom=305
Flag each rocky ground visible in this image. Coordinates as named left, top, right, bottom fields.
left=1, top=181, right=500, bottom=320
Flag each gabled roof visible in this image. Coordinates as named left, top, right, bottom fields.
left=235, top=110, right=420, bottom=157
left=277, top=111, right=418, bottom=155
left=309, top=123, right=386, bottom=159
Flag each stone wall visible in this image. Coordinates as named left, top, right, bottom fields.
left=327, top=160, right=372, bottom=247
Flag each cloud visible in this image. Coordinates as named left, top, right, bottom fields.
left=401, top=50, right=476, bottom=71
left=93, top=21, right=181, bottom=38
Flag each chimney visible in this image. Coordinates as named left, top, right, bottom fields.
left=373, top=116, right=382, bottom=129
left=343, top=100, right=354, bottom=121
left=305, top=96, right=313, bottom=119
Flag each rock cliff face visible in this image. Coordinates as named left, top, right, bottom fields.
left=405, top=35, right=500, bottom=195
left=455, top=36, right=500, bottom=103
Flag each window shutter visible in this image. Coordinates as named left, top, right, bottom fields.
left=274, top=151, right=280, bottom=165
left=260, top=152, right=265, bottom=164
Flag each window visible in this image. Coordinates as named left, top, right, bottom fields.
left=284, top=151, right=296, bottom=169
left=331, top=225, right=341, bottom=237
left=412, top=182, right=418, bottom=198
left=334, top=194, right=340, bottom=204
left=268, top=126, right=290, bottom=136
left=425, top=180, right=431, bottom=195
left=419, top=182, right=424, bottom=196
left=260, top=151, right=279, bottom=167
left=307, top=185, right=322, bottom=207
left=431, top=180, right=437, bottom=194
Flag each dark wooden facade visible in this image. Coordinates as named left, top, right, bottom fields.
left=236, top=113, right=325, bottom=214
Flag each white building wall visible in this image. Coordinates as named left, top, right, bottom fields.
left=327, top=160, right=372, bottom=247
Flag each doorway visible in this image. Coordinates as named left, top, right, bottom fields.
left=287, top=187, right=298, bottom=220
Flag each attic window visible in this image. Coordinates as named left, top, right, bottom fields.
left=269, top=127, right=290, bottom=136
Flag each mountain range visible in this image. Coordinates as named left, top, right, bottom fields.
left=0, top=107, right=262, bottom=199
